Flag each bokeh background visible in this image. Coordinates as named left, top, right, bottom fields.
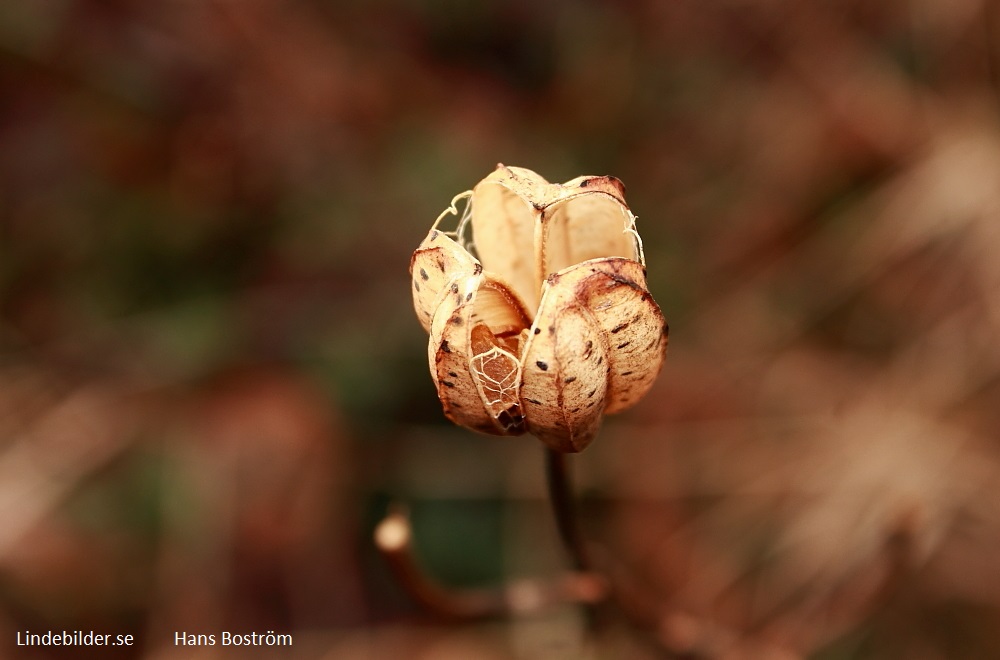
left=3, top=1, right=1000, bottom=658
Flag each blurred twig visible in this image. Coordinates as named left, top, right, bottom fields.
left=374, top=504, right=607, bottom=621
left=0, top=384, right=134, bottom=558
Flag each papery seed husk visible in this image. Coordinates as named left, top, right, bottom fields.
left=470, top=165, right=639, bottom=311
left=416, top=165, right=668, bottom=451
left=410, top=229, right=480, bottom=333
left=521, top=257, right=667, bottom=451
left=579, top=259, right=667, bottom=414
left=427, top=272, right=504, bottom=435
left=520, top=303, right=609, bottom=452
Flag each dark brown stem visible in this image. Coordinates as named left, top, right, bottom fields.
left=544, top=446, right=605, bottom=633
left=545, top=447, right=591, bottom=573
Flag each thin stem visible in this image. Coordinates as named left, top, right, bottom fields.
left=545, top=447, right=590, bottom=573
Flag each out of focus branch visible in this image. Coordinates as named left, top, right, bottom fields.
left=0, top=384, right=133, bottom=559
left=374, top=504, right=608, bottom=621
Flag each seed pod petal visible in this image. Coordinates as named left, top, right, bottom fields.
left=575, top=258, right=668, bottom=414
left=521, top=257, right=667, bottom=452
left=470, top=166, right=542, bottom=309
left=410, top=230, right=481, bottom=333
left=539, top=179, right=638, bottom=279
left=521, top=303, right=609, bottom=453
left=470, top=165, right=643, bottom=311
left=427, top=270, right=532, bottom=436
left=427, top=272, right=502, bottom=435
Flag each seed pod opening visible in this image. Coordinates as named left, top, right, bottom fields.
left=470, top=166, right=641, bottom=310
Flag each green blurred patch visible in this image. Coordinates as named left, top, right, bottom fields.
left=409, top=498, right=506, bottom=588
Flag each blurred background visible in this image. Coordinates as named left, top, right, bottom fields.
left=3, top=1, right=1000, bottom=658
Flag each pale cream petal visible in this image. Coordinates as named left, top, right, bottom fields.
left=470, top=166, right=542, bottom=309
left=410, top=229, right=481, bottom=333
left=575, top=258, right=668, bottom=414
left=540, top=184, right=638, bottom=277
left=427, top=271, right=532, bottom=436
left=470, top=276, right=533, bottom=338
left=520, top=257, right=667, bottom=450
left=521, top=301, right=609, bottom=453
left=471, top=166, right=641, bottom=308
left=427, top=272, right=503, bottom=435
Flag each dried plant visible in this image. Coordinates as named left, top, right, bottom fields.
left=379, top=165, right=672, bottom=650
left=409, top=164, right=667, bottom=453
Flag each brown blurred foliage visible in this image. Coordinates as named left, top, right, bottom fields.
left=3, top=0, right=1000, bottom=658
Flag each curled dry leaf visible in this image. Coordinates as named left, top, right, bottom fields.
left=411, top=164, right=668, bottom=452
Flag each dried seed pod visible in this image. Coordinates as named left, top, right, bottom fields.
left=410, top=164, right=667, bottom=452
